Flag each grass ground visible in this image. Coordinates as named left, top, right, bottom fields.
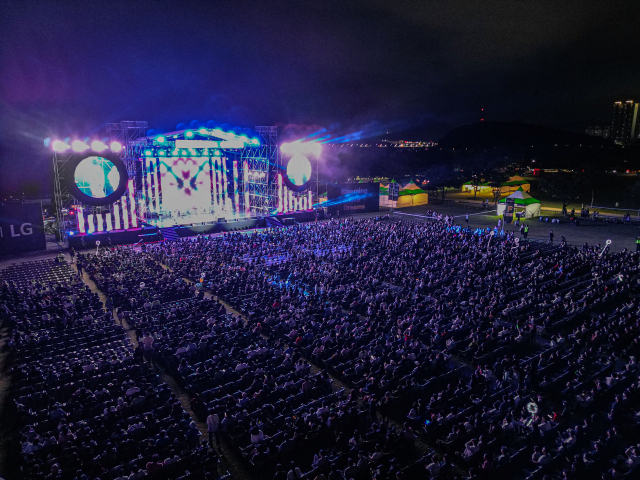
left=444, top=174, right=640, bottom=216
left=383, top=203, right=640, bottom=251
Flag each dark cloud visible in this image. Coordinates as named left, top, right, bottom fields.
left=1, top=0, right=639, bottom=194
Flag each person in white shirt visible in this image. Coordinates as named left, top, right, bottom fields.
left=626, top=446, right=640, bottom=467
left=425, top=455, right=440, bottom=477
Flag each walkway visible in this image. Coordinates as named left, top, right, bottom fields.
left=70, top=254, right=251, bottom=480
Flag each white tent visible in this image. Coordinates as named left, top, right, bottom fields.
left=496, top=187, right=541, bottom=218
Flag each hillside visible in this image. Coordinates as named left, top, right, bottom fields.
left=439, top=121, right=609, bottom=149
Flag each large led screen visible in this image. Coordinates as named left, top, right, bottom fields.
left=286, top=154, right=312, bottom=187
left=66, top=152, right=129, bottom=206
left=159, top=157, right=212, bottom=211
left=74, top=156, right=121, bottom=198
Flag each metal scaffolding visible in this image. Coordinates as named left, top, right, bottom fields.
left=107, top=121, right=148, bottom=177
left=239, top=126, right=281, bottom=216
left=52, top=121, right=148, bottom=244
left=52, top=150, right=76, bottom=242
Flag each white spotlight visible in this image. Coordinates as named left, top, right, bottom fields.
left=91, top=140, right=108, bottom=152
left=71, top=140, right=89, bottom=152
left=52, top=140, right=70, bottom=152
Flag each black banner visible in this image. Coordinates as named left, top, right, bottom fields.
left=0, top=204, right=46, bottom=255
left=388, top=183, right=400, bottom=201
left=504, top=198, right=515, bottom=224
left=326, top=183, right=380, bottom=215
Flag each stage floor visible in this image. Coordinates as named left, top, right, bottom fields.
left=144, top=212, right=253, bottom=227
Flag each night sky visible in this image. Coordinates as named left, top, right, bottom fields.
left=1, top=0, right=639, bottom=195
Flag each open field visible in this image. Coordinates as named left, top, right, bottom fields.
left=384, top=203, right=640, bottom=251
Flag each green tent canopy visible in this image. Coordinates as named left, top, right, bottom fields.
left=496, top=187, right=542, bottom=218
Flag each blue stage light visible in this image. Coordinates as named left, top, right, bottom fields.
left=198, top=128, right=208, bottom=135
left=213, top=150, right=221, bottom=156
left=156, top=136, right=166, bottom=143
left=158, top=149, right=166, bottom=156
left=251, top=138, right=260, bottom=145
left=185, top=130, right=194, bottom=138
left=68, top=231, right=75, bottom=236
left=144, top=149, right=153, bottom=156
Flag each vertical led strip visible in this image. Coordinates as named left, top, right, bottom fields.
left=243, top=161, right=250, bottom=216
left=209, top=157, right=215, bottom=210
left=308, top=189, right=312, bottom=209
left=277, top=174, right=283, bottom=214
left=222, top=157, right=228, bottom=212
left=233, top=160, right=239, bottom=216
left=87, top=214, right=95, bottom=234
left=212, top=157, right=218, bottom=209
left=146, top=160, right=154, bottom=213
left=288, top=190, right=293, bottom=213
left=96, top=213, right=104, bottom=232
left=105, top=213, right=113, bottom=232
left=77, top=206, right=86, bottom=233
left=128, top=179, right=137, bottom=227
left=122, top=196, right=130, bottom=229
left=301, top=196, right=307, bottom=211
left=155, top=158, right=161, bottom=210
left=114, top=203, right=121, bottom=230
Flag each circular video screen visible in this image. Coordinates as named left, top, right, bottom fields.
left=67, top=153, right=129, bottom=206
left=286, top=154, right=312, bottom=188
left=74, top=156, right=121, bottom=198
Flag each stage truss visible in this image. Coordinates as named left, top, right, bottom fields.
left=52, top=123, right=318, bottom=242
left=240, top=126, right=280, bottom=215
left=53, top=121, right=148, bottom=242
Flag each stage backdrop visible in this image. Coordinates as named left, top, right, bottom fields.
left=0, top=204, right=46, bottom=255
left=159, top=157, right=212, bottom=212
left=326, top=183, right=380, bottom=215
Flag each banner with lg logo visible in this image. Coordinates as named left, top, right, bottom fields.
left=0, top=204, right=46, bottom=255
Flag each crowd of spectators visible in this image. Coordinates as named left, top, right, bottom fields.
left=3, top=213, right=640, bottom=480
left=1, top=258, right=222, bottom=480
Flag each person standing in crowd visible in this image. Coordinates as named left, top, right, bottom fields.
left=549, top=230, right=554, bottom=243
left=140, top=332, right=154, bottom=364
left=524, top=224, right=529, bottom=239
left=207, top=410, right=220, bottom=446
left=465, top=213, right=469, bottom=224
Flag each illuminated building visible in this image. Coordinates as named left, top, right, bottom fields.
left=612, top=100, right=637, bottom=144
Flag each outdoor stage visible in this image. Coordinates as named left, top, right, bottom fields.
left=66, top=210, right=319, bottom=249
left=53, top=123, right=322, bottom=246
